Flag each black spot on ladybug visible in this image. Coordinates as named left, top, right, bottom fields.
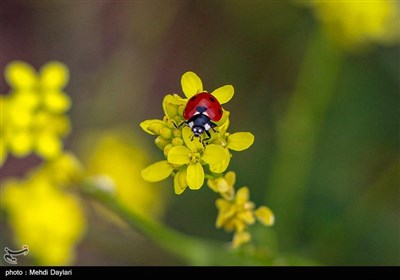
left=209, top=96, right=216, bottom=102
left=196, top=106, right=207, bottom=113
left=190, top=96, right=197, bottom=101
left=218, top=109, right=222, bottom=114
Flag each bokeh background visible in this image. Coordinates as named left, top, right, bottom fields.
left=1, top=0, right=399, bottom=266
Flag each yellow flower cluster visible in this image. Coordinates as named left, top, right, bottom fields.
left=306, top=0, right=399, bottom=49
left=140, top=72, right=254, bottom=194
left=140, top=72, right=274, bottom=248
left=209, top=173, right=274, bottom=248
left=2, top=153, right=86, bottom=265
left=1, top=61, right=71, bottom=165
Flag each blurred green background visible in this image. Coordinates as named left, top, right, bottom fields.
left=1, top=1, right=399, bottom=266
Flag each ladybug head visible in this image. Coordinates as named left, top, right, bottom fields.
left=192, top=126, right=204, bottom=137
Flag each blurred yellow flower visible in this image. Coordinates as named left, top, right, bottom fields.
left=1, top=61, right=71, bottom=165
left=79, top=129, right=167, bottom=219
left=216, top=186, right=274, bottom=248
left=140, top=71, right=254, bottom=194
left=207, top=171, right=236, bottom=200
left=2, top=153, right=86, bottom=265
left=306, top=0, right=399, bottom=49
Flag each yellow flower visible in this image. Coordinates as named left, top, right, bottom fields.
left=216, top=186, right=274, bottom=248
left=232, top=231, right=252, bottom=249
left=1, top=61, right=71, bottom=165
left=79, top=129, right=167, bottom=219
left=140, top=71, right=255, bottom=194
left=207, top=171, right=236, bottom=200
left=169, top=127, right=228, bottom=191
left=181, top=71, right=234, bottom=104
left=143, top=126, right=228, bottom=193
left=2, top=154, right=86, bottom=265
left=305, top=0, right=399, bottom=50
left=140, top=71, right=273, bottom=247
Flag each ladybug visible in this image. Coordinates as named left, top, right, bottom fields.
left=179, top=91, right=223, bottom=141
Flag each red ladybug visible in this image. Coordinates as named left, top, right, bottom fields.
left=180, top=91, right=223, bottom=140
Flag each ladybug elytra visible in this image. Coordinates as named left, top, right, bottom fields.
left=178, top=91, right=223, bottom=141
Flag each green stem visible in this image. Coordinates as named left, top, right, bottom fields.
left=81, top=180, right=265, bottom=265
left=266, top=29, right=344, bottom=248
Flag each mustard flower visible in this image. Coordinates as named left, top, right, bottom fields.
left=140, top=71, right=274, bottom=248
left=305, top=0, right=399, bottom=50
left=141, top=71, right=254, bottom=194
left=216, top=186, right=274, bottom=248
left=1, top=61, right=71, bottom=165
left=2, top=153, right=86, bottom=265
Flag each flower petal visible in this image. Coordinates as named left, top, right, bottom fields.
left=238, top=210, right=255, bottom=225
left=5, top=61, right=37, bottom=89
left=227, top=132, right=254, bottom=151
left=211, top=85, right=234, bottom=104
left=207, top=147, right=230, bottom=173
left=233, top=219, right=247, bottom=233
left=36, top=133, right=62, bottom=159
left=182, top=126, right=203, bottom=151
left=255, top=206, right=275, bottom=226
left=207, top=178, right=218, bottom=193
left=232, top=231, right=251, bottom=249
left=181, top=71, right=203, bottom=98
left=167, top=146, right=191, bottom=164
left=9, top=130, right=33, bottom=157
left=202, top=144, right=226, bottom=165
left=236, top=186, right=249, bottom=204
left=215, top=199, right=234, bottom=228
left=216, top=198, right=230, bottom=211
left=40, top=61, right=69, bottom=89
left=141, top=160, right=173, bottom=182
left=225, top=171, right=236, bottom=187
left=174, top=168, right=187, bottom=195
left=43, top=91, right=71, bottom=113
left=12, top=90, right=40, bottom=110
left=140, top=120, right=166, bottom=135
left=186, top=162, right=204, bottom=190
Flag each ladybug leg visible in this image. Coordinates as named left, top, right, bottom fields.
left=173, top=121, right=186, bottom=129
left=201, top=130, right=211, bottom=146
left=210, top=121, right=219, bottom=133
left=205, top=130, right=211, bottom=140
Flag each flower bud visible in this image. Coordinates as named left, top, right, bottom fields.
left=162, top=95, right=179, bottom=117
left=172, top=137, right=183, bottom=146
left=160, top=127, right=172, bottom=139
left=154, top=136, right=170, bottom=150
left=163, top=143, right=174, bottom=157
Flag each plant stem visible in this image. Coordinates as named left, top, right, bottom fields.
left=81, top=180, right=266, bottom=265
